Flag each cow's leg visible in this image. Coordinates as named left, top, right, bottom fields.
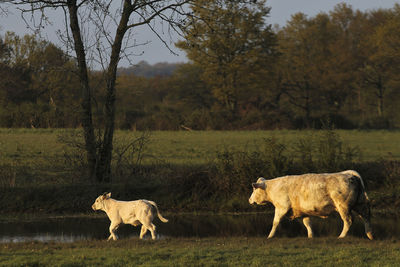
left=359, top=215, right=373, bottom=240
left=302, top=217, right=313, bottom=238
left=139, top=225, right=148, bottom=239
left=353, top=203, right=373, bottom=240
left=337, top=207, right=352, bottom=239
left=108, top=222, right=119, bottom=241
left=268, top=208, right=287, bottom=239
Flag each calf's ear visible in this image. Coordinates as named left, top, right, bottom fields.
left=101, top=192, right=111, bottom=199
left=252, top=182, right=266, bottom=190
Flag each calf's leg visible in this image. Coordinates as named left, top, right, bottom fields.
left=148, top=223, right=157, bottom=240
left=302, top=217, right=313, bottom=238
left=140, top=213, right=157, bottom=240
left=108, top=222, right=119, bottom=241
left=139, top=225, right=148, bottom=239
left=141, top=222, right=156, bottom=240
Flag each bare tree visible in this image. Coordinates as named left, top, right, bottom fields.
left=8, top=0, right=191, bottom=182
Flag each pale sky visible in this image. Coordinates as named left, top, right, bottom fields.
left=0, top=0, right=399, bottom=66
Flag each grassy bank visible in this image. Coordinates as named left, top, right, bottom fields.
left=1, top=237, right=399, bottom=266
left=1, top=129, right=400, bottom=214
left=1, top=129, right=400, bottom=266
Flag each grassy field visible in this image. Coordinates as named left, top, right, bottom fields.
left=1, top=237, right=399, bottom=266
left=1, top=129, right=399, bottom=266
left=1, top=128, right=400, bottom=213
left=1, top=128, right=400, bottom=166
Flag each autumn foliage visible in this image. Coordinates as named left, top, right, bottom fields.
left=1, top=3, right=400, bottom=130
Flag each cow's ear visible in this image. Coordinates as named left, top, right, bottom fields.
left=256, top=177, right=266, bottom=183
left=106, top=192, right=111, bottom=199
left=252, top=182, right=266, bottom=190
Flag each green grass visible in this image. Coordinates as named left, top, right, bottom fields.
left=124, top=129, right=400, bottom=164
left=1, top=128, right=400, bottom=189
left=2, top=129, right=400, bottom=166
left=1, top=237, right=399, bottom=266
left=1, top=129, right=399, bottom=266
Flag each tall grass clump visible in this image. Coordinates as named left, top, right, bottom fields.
left=0, top=163, right=16, bottom=188
left=56, top=130, right=90, bottom=184
left=56, top=130, right=152, bottom=184
left=212, top=138, right=291, bottom=195
left=213, top=128, right=361, bottom=197
left=315, top=129, right=360, bottom=172
left=112, top=131, right=151, bottom=183
left=379, top=154, right=400, bottom=188
left=209, top=131, right=362, bottom=211
left=293, top=128, right=360, bottom=173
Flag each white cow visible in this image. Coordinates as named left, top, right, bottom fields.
left=92, top=192, right=168, bottom=240
left=249, top=170, right=373, bottom=240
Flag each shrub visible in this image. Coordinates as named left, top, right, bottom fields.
left=293, top=135, right=314, bottom=173
left=112, top=131, right=151, bottom=182
left=292, top=129, right=360, bottom=173
left=0, top=163, right=16, bottom=188
left=262, top=138, right=291, bottom=178
left=315, top=129, right=360, bottom=172
left=213, top=129, right=361, bottom=198
left=212, top=138, right=291, bottom=195
left=380, top=154, right=400, bottom=187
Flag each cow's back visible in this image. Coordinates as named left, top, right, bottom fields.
left=268, top=171, right=361, bottom=218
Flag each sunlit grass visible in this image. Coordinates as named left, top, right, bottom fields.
left=1, top=237, right=399, bottom=266
left=1, top=128, right=399, bottom=187
left=2, top=128, right=400, bottom=167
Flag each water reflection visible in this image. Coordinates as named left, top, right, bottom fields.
left=0, top=234, right=82, bottom=243
left=0, top=213, right=398, bottom=243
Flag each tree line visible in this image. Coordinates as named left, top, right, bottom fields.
left=1, top=2, right=400, bottom=131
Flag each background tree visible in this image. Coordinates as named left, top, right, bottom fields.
left=277, top=13, right=324, bottom=127
left=0, top=32, right=79, bottom=128
left=2, top=2, right=400, bottom=131
left=275, top=4, right=398, bottom=128
left=177, top=0, right=278, bottom=119
left=360, top=5, right=400, bottom=125
left=10, top=0, right=191, bottom=182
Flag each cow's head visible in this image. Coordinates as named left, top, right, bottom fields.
left=92, top=192, right=111, bottom=211
left=249, top=177, right=268, bottom=205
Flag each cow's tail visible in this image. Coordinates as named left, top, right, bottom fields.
left=344, top=170, right=370, bottom=202
left=346, top=170, right=371, bottom=220
left=148, top=200, right=169, bottom=223
left=344, top=170, right=374, bottom=240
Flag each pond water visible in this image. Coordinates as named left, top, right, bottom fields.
left=0, top=213, right=399, bottom=243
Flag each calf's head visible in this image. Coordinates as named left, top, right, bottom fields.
left=249, top=177, right=268, bottom=205
left=92, top=192, right=111, bottom=211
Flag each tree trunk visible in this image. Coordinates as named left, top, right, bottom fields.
left=95, top=1, right=131, bottom=183
left=377, top=75, right=384, bottom=117
left=67, top=1, right=97, bottom=181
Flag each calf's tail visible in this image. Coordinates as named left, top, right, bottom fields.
left=148, top=200, right=169, bottom=223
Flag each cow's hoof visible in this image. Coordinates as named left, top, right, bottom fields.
left=367, top=232, right=374, bottom=240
